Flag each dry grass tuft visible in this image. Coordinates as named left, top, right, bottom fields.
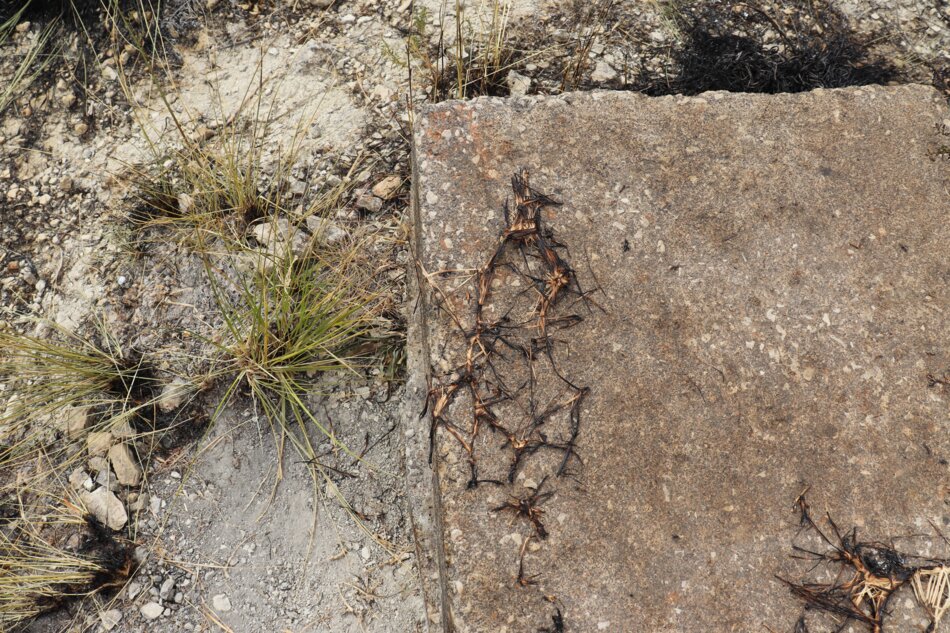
left=0, top=484, right=134, bottom=629
left=0, top=319, right=159, bottom=468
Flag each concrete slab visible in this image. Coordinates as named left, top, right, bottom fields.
left=407, top=86, right=950, bottom=633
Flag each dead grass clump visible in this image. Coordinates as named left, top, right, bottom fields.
left=634, top=0, right=900, bottom=96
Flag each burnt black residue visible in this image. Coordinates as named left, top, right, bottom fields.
left=92, top=347, right=210, bottom=455
left=633, top=0, right=901, bottom=96
left=0, top=0, right=87, bottom=25
left=26, top=514, right=136, bottom=616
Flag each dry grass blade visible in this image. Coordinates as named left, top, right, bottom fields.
left=0, top=486, right=134, bottom=629
left=0, top=319, right=160, bottom=467
left=913, top=566, right=950, bottom=631
left=0, top=4, right=61, bottom=115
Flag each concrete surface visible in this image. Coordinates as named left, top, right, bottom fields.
left=408, top=85, right=950, bottom=632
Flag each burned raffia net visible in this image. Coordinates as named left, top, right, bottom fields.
left=422, top=169, right=595, bottom=620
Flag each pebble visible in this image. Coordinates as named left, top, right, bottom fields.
left=158, top=377, right=191, bottom=412
left=212, top=594, right=232, bottom=612
left=68, top=469, right=90, bottom=490
left=355, top=193, right=383, bottom=213
left=86, top=432, right=113, bottom=456
left=159, top=577, right=176, bottom=600
left=80, top=487, right=127, bottom=530
left=591, top=60, right=618, bottom=82
left=371, top=175, right=402, bottom=200
left=140, top=602, right=163, bottom=620
left=108, top=443, right=142, bottom=486
left=100, top=609, right=122, bottom=630
left=506, top=70, right=531, bottom=97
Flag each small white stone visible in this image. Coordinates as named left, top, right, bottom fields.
left=591, top=60, right=617, bottom=82
left=80, top=488, right=128, bottom=530
left=157, top=377, right=192, bottom=412
left=140, top=602, right=163, bottom=620
left=100, top=608, right=122, bottom=630
left=212, top=594, right=232, bottom=612
left=506, top=70, right=531, bottom=97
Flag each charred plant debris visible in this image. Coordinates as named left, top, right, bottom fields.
left=781, top=493, right=950, bottom=633
left=538, top=609, right=565, bottom=633
left=493, top=475, right=554, bottom=540
left=423, top=169, right=598, bottom=628
left=423, top=169, right=593, bottom=488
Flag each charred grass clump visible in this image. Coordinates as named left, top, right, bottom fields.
left=122, top=61, right=360, bottom=256
left=632, top=0, right=901, bottom=96
left=125, top=91, right=283, bottom=250
left=0, top=0, right=170, bottom=119
left=0, top=488, right=134, bottom=629
left=0, top=0, right=61, bottom=114
left=782, top=493, right=950, bottom=633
